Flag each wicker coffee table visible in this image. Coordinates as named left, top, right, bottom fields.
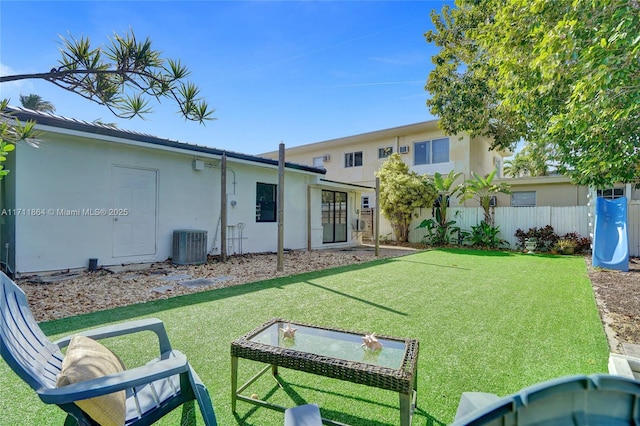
left=231, top=318, right=419, bottom=425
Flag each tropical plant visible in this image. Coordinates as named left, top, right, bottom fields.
left=19, top=94, right=56, bottom=113
left=555, top=239, right=577, bottom=255
left=503, top=141, right=555, bottom=178
left=376, top=153, right=437, bottom=242
left=417, top=170, right=463, bottom=246
left=0, top=100, right=40, bottom=179
left=1, top=29, right=214, bottom=123
left=514, top=225, right=559, bottom=252
left=459, top=169, right=510, bottom=223
left=558, top=232, right=592, bottom=254
left=0, top=29, right=213, bottom=179
left=466, top=221, right=508, bottom=249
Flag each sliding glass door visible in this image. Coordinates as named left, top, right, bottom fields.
left=322, top=190, right=348, bottom=243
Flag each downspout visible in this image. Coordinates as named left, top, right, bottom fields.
left=375, top=177, right=380, bottom=256
left=221, top=154, right=227, bottom=262
left=277, top=143, right=285, bottom=271
left=307, top=183, right=312, bottom=251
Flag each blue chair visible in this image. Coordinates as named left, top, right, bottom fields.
left=0, top=271, right=217, bottom=425
left=452, top=374, right=640, bottom=425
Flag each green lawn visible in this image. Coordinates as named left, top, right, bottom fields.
left=0, top=249, right=609, bottom=425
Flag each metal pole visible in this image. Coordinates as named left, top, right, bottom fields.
left=221, top=154, right=227, bottom=262
left=307, top=184, right=312, bottom=251
left=277, top=143, right=285, bottom=271
left=375, top=177, right=380, bottom=257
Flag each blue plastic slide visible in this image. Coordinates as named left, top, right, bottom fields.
left=592, top=196, right=629, bottom=271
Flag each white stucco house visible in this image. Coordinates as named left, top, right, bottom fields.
left=0, top=107, right=371, bottom=276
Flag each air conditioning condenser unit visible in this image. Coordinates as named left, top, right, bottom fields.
left=173, top=230, right=207, bottom=265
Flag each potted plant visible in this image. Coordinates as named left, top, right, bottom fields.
left=556, top=239, right=577, bottom=255
left=524, top=237, right=537, bottom=254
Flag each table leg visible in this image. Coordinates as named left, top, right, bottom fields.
left=272, top=364, right=279, bottom=377
left=399, top=392, right=411, bottom=426
left=231, top=355, right=238, bottom=412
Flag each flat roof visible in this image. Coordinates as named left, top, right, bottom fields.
left=7, top=106, right=326, bottom=175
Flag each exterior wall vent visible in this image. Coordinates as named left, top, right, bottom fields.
left=172, top=230, right=207, bottom=265
left=322, top=154, right=331, bottom=162
left=399, top=145, right=409, bottom=154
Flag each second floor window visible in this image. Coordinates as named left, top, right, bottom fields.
left=414, top=138, right=449, bottom=165
left=344, top=151, right=363, bottom=168
left=378, top=146, right=393, bottom=159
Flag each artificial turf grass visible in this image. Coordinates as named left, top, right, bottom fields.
left=0, top=249, right=609, bottom=425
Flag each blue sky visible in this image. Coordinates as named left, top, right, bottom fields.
left=1, top=1, right=449, bottom=154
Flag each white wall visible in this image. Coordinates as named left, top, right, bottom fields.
left=13, top=134, right=219, bottom=273
left=11, top=132, right=333, bottom=274
left=378, top=205, right=640, bottom=257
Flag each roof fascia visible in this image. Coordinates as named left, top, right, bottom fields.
left=9, top=107, right=325, bottom=175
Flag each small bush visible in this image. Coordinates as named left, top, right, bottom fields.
left=515, top=227, right=591, bottom=253
left=560, top=232, right=592, bottom=254
left=515, top=225, right=559, bottom=252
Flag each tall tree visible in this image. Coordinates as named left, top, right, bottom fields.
left=376, top=154, right=437, bottom=242
left=426, top=0, right=639, bottom=187
left=0, top=29, right=214, bottom=179
left=19, top=94, right=56, bottom=113
left=503, top=141, right=554, bottom=178
left=1, top=29, right=214, bottom=123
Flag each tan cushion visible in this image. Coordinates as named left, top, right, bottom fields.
left=56, top=335, right=126, bottom=426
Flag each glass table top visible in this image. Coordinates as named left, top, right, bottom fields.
left=247, top=321, right=408, bottom=369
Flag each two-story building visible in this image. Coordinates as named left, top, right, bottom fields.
left=261, top=120, right=640, bottom=209
left=261, top=120, right=508, bottom=210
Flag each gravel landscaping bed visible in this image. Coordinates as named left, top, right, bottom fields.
left=15, top=248, right=640, bottom=354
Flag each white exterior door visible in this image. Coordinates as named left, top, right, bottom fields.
left=112, top=166, right=157, bottom=257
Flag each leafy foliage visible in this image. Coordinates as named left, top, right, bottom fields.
left=459, top=169, right=510, bottom=223
left=416, top=170, right=464, bottom=246
left=426, top=0, right=640, bottom=187
left=19, top=94, right=56, bottom=113
left=417, top=215, right=462, bottom=246
left=515, top=225, right=559, bottom=252
left=514, top=226, right=591, bottom=254
left=377, top=154, right=436, bottom=242
left=466, top=221, right=508, bottom=249
left=503, top=141, right=555, bottom=178
left=0, top=100, right=40, bottom=179
left=1, top=29, right=215, bottom=123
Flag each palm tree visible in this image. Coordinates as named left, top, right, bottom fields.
left=19, top=94, right=56, bottom=113
left=459, top=169, right=511, bottom=224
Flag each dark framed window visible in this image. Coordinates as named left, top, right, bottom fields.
left=344, top=151, right=363, bottom=168
left=256, top=182, right=277, bottom=222
left=322, top=190, right=348, bottom=243
left=414, top=138, right=449, bottom=165
left=378, top=146, right=393, bottom=159
left=597, top=188, right=624, bottom=199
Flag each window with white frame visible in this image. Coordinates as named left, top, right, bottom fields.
left=597, top=188, right=625, bottom=199
left=414, top=138, right=449, bottom=165
left=378, top=146, right=393, bottom=159
left=362, top=196, right=370, bottom=209
left=511, top=191, right=536, bottom=207
left=344, top=151, right=363, bottom=168
left=312, top=156, right=324, bottom=167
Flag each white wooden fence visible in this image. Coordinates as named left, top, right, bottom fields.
left=372, top=203, right=640, bottom=257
